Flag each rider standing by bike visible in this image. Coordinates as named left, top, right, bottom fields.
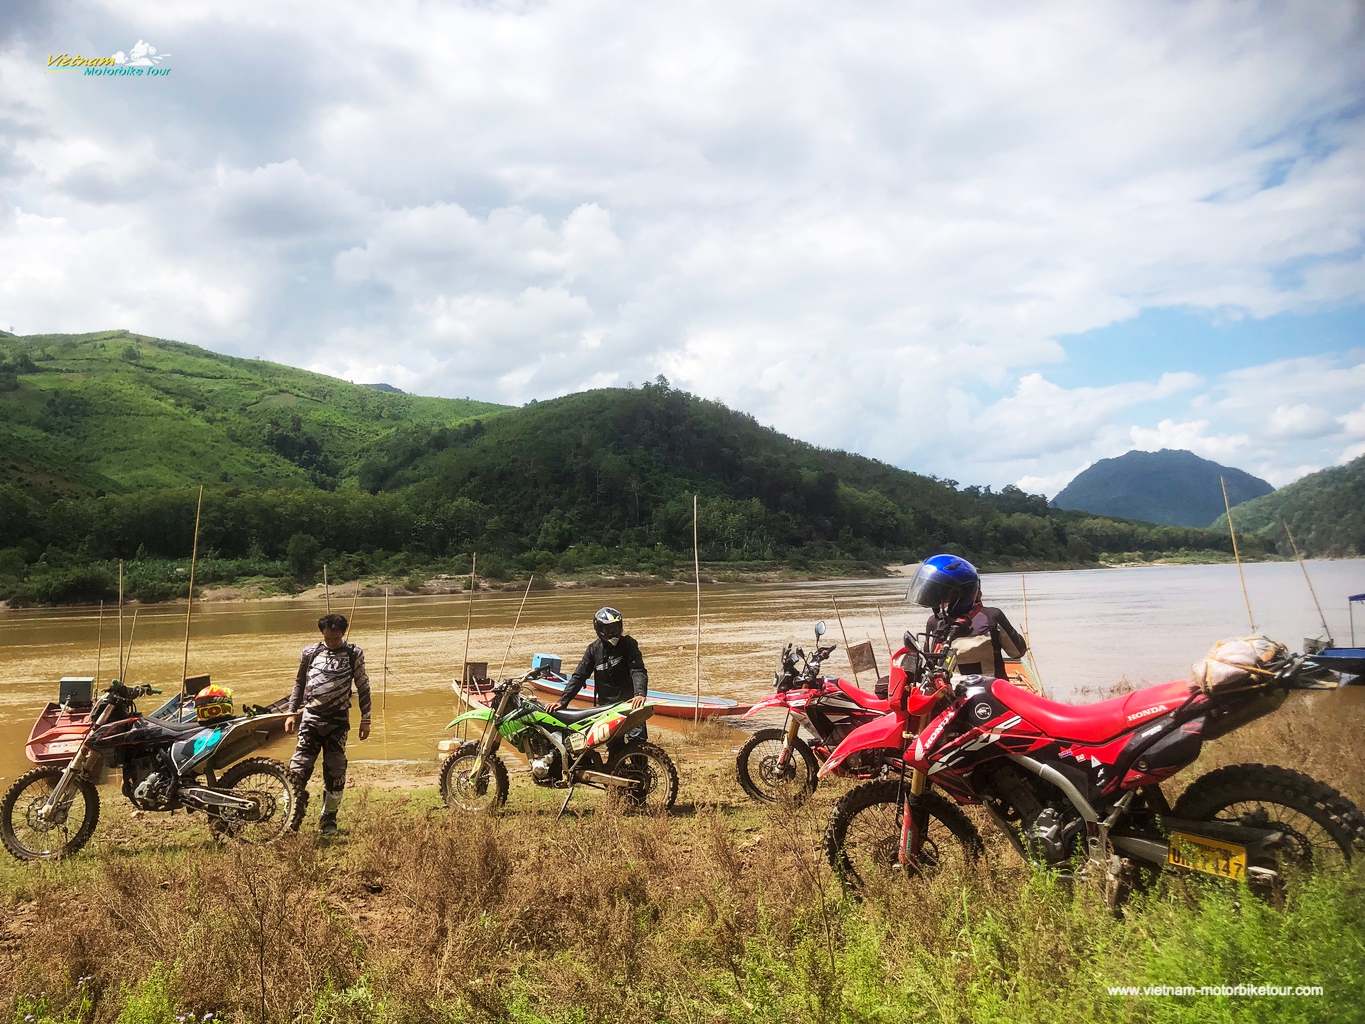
left=909, top=554, right=1026, bottom=680
left=284, top=613, right=372, bottom=836
left=556, top=607, right=649, bottom=734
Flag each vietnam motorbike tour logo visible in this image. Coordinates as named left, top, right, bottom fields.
left=47, top=40, right=173, bottom=77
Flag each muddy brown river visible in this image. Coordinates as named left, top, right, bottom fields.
left=2, top=560, right=1362, bottom=785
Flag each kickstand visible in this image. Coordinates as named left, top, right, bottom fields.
left=555, top=785, right=576, bottom=823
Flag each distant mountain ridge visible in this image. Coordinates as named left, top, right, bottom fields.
left=1052, top=449, right=1273, bottom=527
left=1214, top=453, right=1365, bottom=557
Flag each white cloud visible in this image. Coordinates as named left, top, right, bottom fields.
left=0, top=0, right=1361, bottom=492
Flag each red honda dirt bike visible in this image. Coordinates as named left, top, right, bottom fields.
left=735, top=620, right=892, bottom=804
left=822, top=632, right=1365, bottom=905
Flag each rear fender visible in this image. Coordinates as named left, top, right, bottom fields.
left=205, top=713, right=291, bottom=771
left=818, top=711, right=906, bottom=778
left=584, top=703, right=656, bottom=749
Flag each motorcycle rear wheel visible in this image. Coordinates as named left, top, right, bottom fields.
left=608, top=742, right=679, bottom=813
left=1172, top=763, right=1365, bottom=874
left=439, top=742, right=510, bottom=812
left=824, top=779, right=982, bottom=891
left=1, top=765, right=101, bottom=862
left=209, top=757, right=302, bottom=844
left=736, top=728, right=818, bottom=804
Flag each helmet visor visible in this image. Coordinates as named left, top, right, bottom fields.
left=906, top=563, right=958, bottom=609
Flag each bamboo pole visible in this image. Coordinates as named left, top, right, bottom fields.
left=496, top=575, right=535, bottom=680
left=323, top=564, right=331, bottom=613
left=831, top=596, right=859, bottom=687
left=1220, top=477, right=1256, bottom=632
left=121, top=609, right=139, bottom=681
left=461, top=553, right=477, bottom=682
left=1282, top=519, right=1331, bottom=643
left=693, top=494, right=702, bottom=727
left=117, top=561, right=124, bottom=681
left=382, top=585, right=390, bottom=761
left=94, top=600, right=104, bottom=684
left=180, top=485, right=204, bottom=692
left=876, top=603, right=895, bottom=665
left=345, top=581, right=361, bottom=638
left=460, top=554, right=477, bottom=739
left=1021, top=575, right=1046, bottom=697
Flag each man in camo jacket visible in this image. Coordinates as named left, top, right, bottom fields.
left=284, top=612, right=372, bottom=835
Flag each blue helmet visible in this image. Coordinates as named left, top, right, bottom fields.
left=907, top=554, right=980, bottom=618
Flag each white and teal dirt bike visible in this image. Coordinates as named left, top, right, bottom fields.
left=439, top=672, right=679, bottom=815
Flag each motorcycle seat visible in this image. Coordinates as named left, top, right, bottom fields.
left=990, top=678, right=1199, bottom=744
left=834, top=678, right=891, bottom=713
left=550, top=705, right=614, bottom=725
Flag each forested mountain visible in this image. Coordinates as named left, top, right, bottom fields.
left=0, top=332, right=1265, bottom=603
left=1214, top=454, right=1365, bottom=557
left=1052, top=449, right=1273, bottom=526
left=0, top=330, right=500, bottom=493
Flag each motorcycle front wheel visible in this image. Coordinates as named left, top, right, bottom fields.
left=209, top=757, right=302, bottom=844
left=736, top=728, right=818, bottom=804
left=608, top=742, right=679, bottom=813
left=824, top=779, right=982, bottom=891
left=1, top=765, right=101, bottom=861
left=439, top=742, right=510, bottom=812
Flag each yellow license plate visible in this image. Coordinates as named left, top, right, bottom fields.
left=1168, top=831, right=1247, bottom=880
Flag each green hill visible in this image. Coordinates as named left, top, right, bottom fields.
left=1214, top=454, right=1365, bottom=557
left=0, top=330, right=502, bottom=494
left=1052, top=449, right=1273, bottom=526
left=0, top=332, right=1267, bottom=604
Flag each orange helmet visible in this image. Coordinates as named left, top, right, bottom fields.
left=194, top=684, right=234, bottom=724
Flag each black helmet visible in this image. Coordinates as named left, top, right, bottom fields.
left=593, top=606, right=624, bottom=645
left=907, top=553, right=980, bottom=619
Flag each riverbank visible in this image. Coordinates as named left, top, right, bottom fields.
left=1, top=696, right=1361, bottom=1023
left=3, top=549, right=1294, bottom=609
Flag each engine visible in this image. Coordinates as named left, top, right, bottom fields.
left=126, top=752, right=175, bottom=810
left=982, top=763, right=1084, bottom=866
left=523, top=732, right=563, bottom=785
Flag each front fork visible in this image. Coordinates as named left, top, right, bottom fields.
left=42, top=704, right=111, bottom=821
left=469, top=685, right=515, bottom=777
left=897, top=713, right=930, bottom=868
left=777, top=712, right=801, bottom=768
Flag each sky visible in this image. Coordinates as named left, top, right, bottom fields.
left=1, top=0, right=1363, bottom=496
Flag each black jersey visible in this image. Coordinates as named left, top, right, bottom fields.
left=561, top=635, right=648, bottom=705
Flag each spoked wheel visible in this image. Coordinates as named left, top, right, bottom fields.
left=609, top=742, right=679, bottom=813
left=736, top=728, right=818, bottom=804
left=439, top=742, right=510, bottom=812
left=209, top=757, right=301, bottom=844
left=1, top=765, right=101, bottom=862
left=824, top=780, right=982, bottom=891
left=1173, top=764, right=1365, bottom=880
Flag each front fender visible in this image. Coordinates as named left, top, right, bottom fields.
left=743, top=693, right=791, bottom=718
left=447, top=707, right=493, bottom=730
left=818, top=711, right=907, bottom=779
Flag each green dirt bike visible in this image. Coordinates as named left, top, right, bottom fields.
left=438, top=671, right=679, bottom=816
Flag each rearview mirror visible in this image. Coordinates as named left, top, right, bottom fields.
left=814, top=620, right=826, bottom=638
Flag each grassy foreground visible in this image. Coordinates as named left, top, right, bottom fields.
left=1, top=701, right=1362, bottom=1024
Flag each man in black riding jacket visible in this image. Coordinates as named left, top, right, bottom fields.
left=555, top=606, right=649, bottom=733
